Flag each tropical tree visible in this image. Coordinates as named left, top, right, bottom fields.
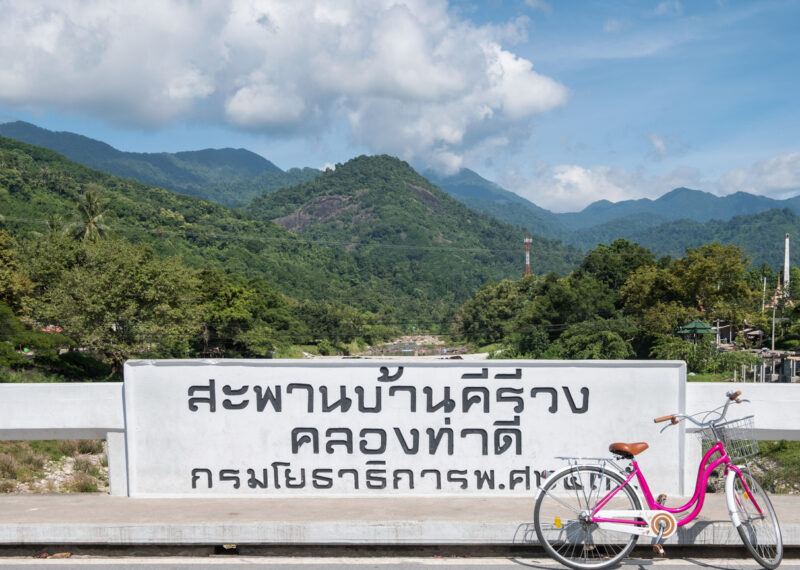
left=28, top=237, right=201, bottom=374
left=454, top=275, right=538, bottom=345
left=0, top=231, right=33, bottom=314
left=69, top=184, right=112, bottom=241
left=550, top=321, right=634, bottom=360
left=670, top=243, right=751, bottom=314
left=579, top=239, right=655, bottom=291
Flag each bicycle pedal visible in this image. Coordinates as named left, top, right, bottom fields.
left=652, top=544, right=665, bottom=557
left=656, top=493, right=668, bottom=506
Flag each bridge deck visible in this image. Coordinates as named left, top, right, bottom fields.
left=0, top=494, right=798, bottom=547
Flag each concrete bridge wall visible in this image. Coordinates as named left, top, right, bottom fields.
left=1, top=361, right=798, bottom=499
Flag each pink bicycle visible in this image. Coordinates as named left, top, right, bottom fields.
left=533, top=390, right=783, bottom=569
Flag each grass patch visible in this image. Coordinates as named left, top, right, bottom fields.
left=687, top=373, right=732, bottom=382
left=274, top=345, right=305, bottom=359
left=0, top=366, right=68, bottom=383
left=0, top=443, right=48, bottom=484
left=758, top=440, right=800, bottom=493
left=0, top=440, right=107, bottom=493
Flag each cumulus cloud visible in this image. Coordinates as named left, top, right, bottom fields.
left=502, top=162, right=708, bottom=212
left=0, top=0, right=567, bottom=169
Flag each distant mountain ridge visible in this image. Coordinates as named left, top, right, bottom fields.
left=0, top=121, right=320, bottom=207
left=5, top=120, right=800, bottom=266
left=431, top=169, right=800, bottom=256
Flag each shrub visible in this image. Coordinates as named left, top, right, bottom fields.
left=57, top=440, right=79, bottom=457
left=66, top=472, right=98, bottom=493
left=0, top=453, right=17, bottom=478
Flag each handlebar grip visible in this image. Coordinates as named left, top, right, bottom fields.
left=728, top=390, right=742, bottom=401
left=654, top=414, right=678, bottom=424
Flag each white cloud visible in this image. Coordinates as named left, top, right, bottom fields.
left=525, top=0, right=552, bottom=14
left=718, top=152, right=800, bottom=198
left=502, top=162, right=707, bottom=212
left=499, top=151, right=800, bottom=213
left=603, top=19, right=623, bottom=33
left=648, top=133, right=668, bottom=157
left=0, top=0, right=567, bottom=169
left=655, top=1, right=683, bottom=16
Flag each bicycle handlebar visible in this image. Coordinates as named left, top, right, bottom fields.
left=653, top=390, right=745, bottom=428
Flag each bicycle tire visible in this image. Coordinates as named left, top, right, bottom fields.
left=534, top=465, right=641, bottom=570
left=726, top=469, right=783, bottom=569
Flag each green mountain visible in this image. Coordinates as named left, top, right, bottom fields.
left=0, top=135, right=365, bottom=304
left=246, top=155, right=583, bottom=312
left=431, top=169, right=800, bottom=259
left=558, top=187, right=798, bottom=229
left=0, top=121, right=320, bottom=207
left=0, top=137, right=581, bottom=326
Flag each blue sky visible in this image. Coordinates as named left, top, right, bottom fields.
left=0, top=0, right=797, bottom=212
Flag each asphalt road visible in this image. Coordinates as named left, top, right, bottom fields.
left=1, top=557, right=798, bottom=569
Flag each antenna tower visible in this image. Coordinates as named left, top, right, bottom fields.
left=524, top=237, right=533, bottom=276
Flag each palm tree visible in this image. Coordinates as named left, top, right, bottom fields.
left=69, top=184, right=112, bottom=241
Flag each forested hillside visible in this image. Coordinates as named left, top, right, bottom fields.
left=6, top=121, right=800, bottom=265
left=0, top=137, right=591, bottom=378
left=0, top=136, right=363, bottom=301
left=575, top=208, right=800, bottom=266
left=246, top=155, right=583, bottom=311
left=0, top=121, right=320, bottom=207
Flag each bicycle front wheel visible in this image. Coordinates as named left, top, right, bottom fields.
left=534, top=465, right=641, bottom=570
left=726, top=469, right=783, bottom=569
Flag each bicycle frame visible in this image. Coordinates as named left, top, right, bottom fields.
left=589, top=441, right=764, bottom=531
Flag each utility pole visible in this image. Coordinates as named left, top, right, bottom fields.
left=762, top=275, right=767, bottom=312
left=772, top=302, right=776, bottom=352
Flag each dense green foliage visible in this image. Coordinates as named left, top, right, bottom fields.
left=0, top=135, right=377, bottom=305
left=2, top=132, right=796, bottom=381
left=458, top=239, right=791, bottom=371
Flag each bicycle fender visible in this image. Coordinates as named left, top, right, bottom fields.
left=725, top=469, right=743, bottom=527
left=535, top=464, right=644, bottom=504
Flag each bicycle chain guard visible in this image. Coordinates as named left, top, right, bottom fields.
left=594, top=510, right=678, bottom=538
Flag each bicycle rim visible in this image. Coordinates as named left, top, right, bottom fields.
left=534, top=465, right=641, bottom=570
left=727, top=469, right=783, bottom=569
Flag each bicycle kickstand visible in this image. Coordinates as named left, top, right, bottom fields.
left=652, top=520, right=668, bottom=557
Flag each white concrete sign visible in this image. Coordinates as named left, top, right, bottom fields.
left=123, top=360, right=686, bottom=498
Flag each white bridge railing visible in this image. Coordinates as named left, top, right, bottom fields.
left=0, top=378, right=798, bottom=497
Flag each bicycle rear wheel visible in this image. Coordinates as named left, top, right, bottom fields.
left=726, top=469, right=783, bottom=569
left=534, top=465, right=641, bottom=570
